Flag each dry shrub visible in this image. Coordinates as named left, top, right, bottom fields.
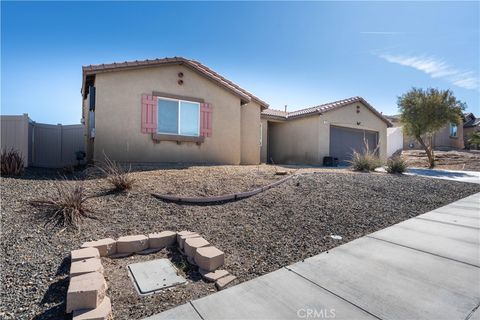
left=98, top=154, right=135, bottom=191
left=1, top=148, right=25, bottom=176
left=30, top=179, right=93, bottom=228
left=349, top=140, right=382, bottom=172
left=386, top=156, right=408, bottom=174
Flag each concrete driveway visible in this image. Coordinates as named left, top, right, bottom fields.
left=405, top=168, right=480, bottom=184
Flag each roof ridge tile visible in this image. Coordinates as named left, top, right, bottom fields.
left=261, top=97, right=392, bottom=126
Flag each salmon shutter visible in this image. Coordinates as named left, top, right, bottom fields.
left=200, top=103, right=213, bottom=137
left=141, top=94, right=157, bottom=133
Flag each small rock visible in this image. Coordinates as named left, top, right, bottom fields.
left=215, top=275, right=237, bottom=290
left=200, top=269, right=229, bottom=282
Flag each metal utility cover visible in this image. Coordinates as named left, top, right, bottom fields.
left=128, top=259, right=186, bottom=295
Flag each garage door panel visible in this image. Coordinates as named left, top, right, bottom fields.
left=329, top=126, right=378, bottom=164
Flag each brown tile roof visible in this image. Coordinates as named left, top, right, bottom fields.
left=261, top=96, right=392, bottom=127
left=82, top=57, right=268, bottom=108
left=261, top=108, right=288, bottom=118
left=463, top=113, right=480, bottom=128
left=384, top=114, right=400, bottom=122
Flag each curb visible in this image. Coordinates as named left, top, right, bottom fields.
left=151, top=175, right=294, bottom=204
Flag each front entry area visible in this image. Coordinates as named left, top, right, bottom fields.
left=329, top=126, right=379, bottom=164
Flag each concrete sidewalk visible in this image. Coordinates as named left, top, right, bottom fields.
left=405, top=168, right=480, bottom=184
left=146, top=192, right=480, bottom=320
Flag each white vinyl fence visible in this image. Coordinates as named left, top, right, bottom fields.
left=1, top=114, right=85, bottom=168
left=387, top=126, right=404, bottom=157
left=1, top=114, right=30, bottom=166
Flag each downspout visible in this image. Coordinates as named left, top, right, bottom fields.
left=318, top=112, right=323, bottom=164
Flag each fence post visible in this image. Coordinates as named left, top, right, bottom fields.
left=22, top=114, right=29, bottom=166
left=57, top=124, right=63, bottom=167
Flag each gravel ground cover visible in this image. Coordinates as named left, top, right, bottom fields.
left=402, top=149, right=480, bottom=171
left=86, top=164, right=290, bottom=197
left=1, top=166, right=479, bottom=320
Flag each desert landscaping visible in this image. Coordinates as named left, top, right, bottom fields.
left=2, top=2, right=479, bottom=319
left=402, top=149, right=480, bottom=171
left=1, top=165, right=479, bottom=319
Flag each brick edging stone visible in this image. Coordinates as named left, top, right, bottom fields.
left=67, top=230, right=234, bottom=319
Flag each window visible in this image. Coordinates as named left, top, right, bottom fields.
left=449, top=123, right=458, bottom=138
left=157, top=97, right=200, bottom=136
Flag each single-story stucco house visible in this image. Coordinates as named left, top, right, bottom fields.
left=82, top=57, right=391, bottom=166
left=81, top=57, right=268, bottom=165
left=261, top=97, right=392, bottom=165
left=385, top=115, right=464, bottom=150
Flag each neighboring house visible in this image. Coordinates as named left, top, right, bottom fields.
left=386, top=115, right=464, bottom=150
left=260, top=97, right=391, bottom=165
left=81, top=57, right=268, bottom=165
left=463, top=113, right=480, bottom=149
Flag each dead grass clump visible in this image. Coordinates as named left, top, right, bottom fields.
left=386, top=156, right=408, bottom=174
left=1, top=148, right=25, bottom=176
left=98, top=155, right=135, bottom=191
left=30, top=179, right=93, bottom=228
left=349, top=140, right=382, bottom=172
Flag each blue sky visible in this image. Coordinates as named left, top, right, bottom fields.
left=1, top=1, right=479, bottom=124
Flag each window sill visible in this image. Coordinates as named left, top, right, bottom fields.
left=152, top=133, right=205, bottom=145
left=449, top=136, right=458, bottom=139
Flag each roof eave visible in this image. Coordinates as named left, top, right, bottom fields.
left=81, top=58, right=253, bottom=104
left=355, top=97, right=393, bottom=127
left=252, top=97, right=269, bottom=109
left=261, top=98, right=393, bottom=127
left=260, top=114, right=287, bottom=121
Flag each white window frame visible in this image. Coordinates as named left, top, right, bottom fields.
left=449, top=123, right=458, bottom=138
left=157, top=96, right=201, bottom=137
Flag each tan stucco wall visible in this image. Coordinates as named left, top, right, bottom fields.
left=268, top=116, right=321, bottom=164
left=240, top=101, right=262, bottom=164
left=434, top=124, right=464, bottom=149
left=92, top=65, right=247, bottom=164
left=260, top=119, right=268, bottom=163
left=263, top=101, right=388, bottom=164
left=403, top=122, right=464, bottom=150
